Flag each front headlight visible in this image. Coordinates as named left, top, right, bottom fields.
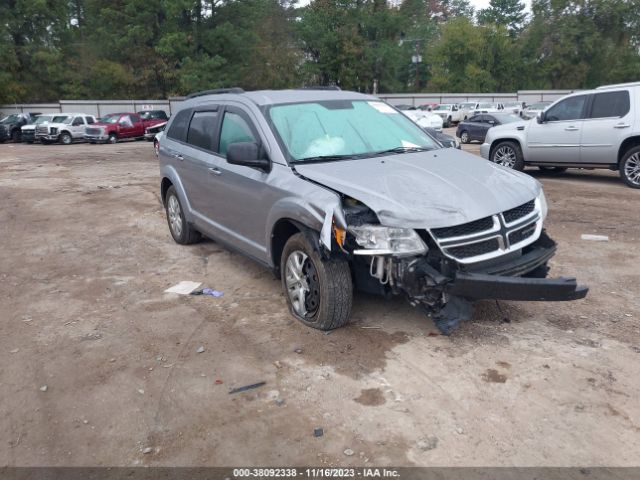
left=538, top=190, right=548, bottom=220
left=350, top=225, right=427, bottom=256
left=50, top=127, right=58, bottom=134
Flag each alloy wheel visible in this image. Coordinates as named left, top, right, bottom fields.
left=624, top=153, right=640, bottom=186
left=285, top=250, right=319, bottom=318
left=494, top=145, right=516, bottom=168
left=167, top=195, right=183, bottom=238
left=461, top=132, right=469, bottom=144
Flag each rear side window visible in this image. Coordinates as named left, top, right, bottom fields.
left=166, top=109, right=191, bottom=142
left=545, top=95, right=587, bottom=121
left=469, top=115, right=481, bottom=122
left=219, top=112, right=256, bottom=157
left=187, top=111, right=219, bottom=151
left=589, top=91, right=630, bottom=118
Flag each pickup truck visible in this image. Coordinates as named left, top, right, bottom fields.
left=0, top=112, right=41, bottom=143
left=84, top=112, right=165, bottom=144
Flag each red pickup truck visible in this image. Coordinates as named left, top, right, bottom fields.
left=84, top=112, right=166, bottom=144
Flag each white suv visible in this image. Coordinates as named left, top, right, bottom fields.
left=480, top=82, right=640, bottom=188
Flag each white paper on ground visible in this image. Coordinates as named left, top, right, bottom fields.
left=164, top=281, right=202, bottom=295
left=581, top=234, right=609, bottom=242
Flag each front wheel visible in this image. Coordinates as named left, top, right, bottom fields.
left=281, top=233, right=352, bottom=331
left=620, top=146, right=640, bottom=188
left=108, top=133, right=118, bottom=144
left=460, top=131, right=470, bottom=144
left=491, top=141, right=524, bottom=171
left=59, top=132, right=72, bottom=145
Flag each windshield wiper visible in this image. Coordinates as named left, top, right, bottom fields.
left=292, top=154, right=364, bottom=164
left=373, top=146, right=433, bottom=156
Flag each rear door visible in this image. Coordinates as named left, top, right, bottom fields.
left=466, top=115, right=484, bottom=141
left=580, top=90, right=632, bottom=166
left=525, top=94, right=588, bottom=164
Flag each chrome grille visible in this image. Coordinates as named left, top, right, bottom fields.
left=503, top=200, right=535, bottom=224
left=429, top=197, right=542, bottom=264
left=36, top=125, right=49, bottom=134
left=85, top=127, right=102, bottom=136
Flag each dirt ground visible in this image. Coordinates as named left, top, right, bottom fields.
left=1, top=133, right=639, bottom=467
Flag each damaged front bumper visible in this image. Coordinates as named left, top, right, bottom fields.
left=351, top=230, right=588, bottom=334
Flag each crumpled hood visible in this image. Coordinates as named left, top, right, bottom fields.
left=295, top=149, right=541, bottom=229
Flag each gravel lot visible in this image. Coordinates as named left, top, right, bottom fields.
left=1, top=134, right=639, bottom=467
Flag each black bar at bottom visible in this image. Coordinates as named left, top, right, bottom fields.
left=448, top=272, right=589, bottom=301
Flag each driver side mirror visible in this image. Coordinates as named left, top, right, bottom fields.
left=536, top=112, right=545, bottom=124
left=227, top=142, right=270, bottom=172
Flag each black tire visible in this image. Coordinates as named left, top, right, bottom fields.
left=619, top=145, right=640, bottom=189
left=280, top=233, right=352, bottom=331
left=108, top=133, right=117, bottom=144
left=59, top=132, right=72, bottom=145
left=460, top=130, right=470, bottom=144
left=490, top=140, right=525, bottom=171
left=11, top=129, right=20, bottom=143
left=40, top=139, right=52, bottom=145
left=538, top=166, right=567, bottom=173
left=164, top=186, right=200, bottom=244
left=444, top=116, right=451, bottom=128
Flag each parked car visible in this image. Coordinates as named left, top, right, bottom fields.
left=138, top=110, right=169, bottom=122
left=417, top=103, right=439, bottom=111
left=501, top=101, right=525, bottom=116
left=424, top=127, right=460, bottom=149
left=35, top=113, right=96, bottom=144
left=480, top=82, right=640, bottom=188
left=84, top=112, right=163, bottom=143
left=456, top=113, right=524, bottom=144
left=521, top=101, right=552, bottom=119
left=21, top=114, right=54, bottom=143
left=159, top=88, right=587, bottom=335
left=400, top=107, right=444, bottom=131
left=144, top=121, right=167, bottom=141
left=431, top=104, right=464, bottom=127
left=0, top=112, right=41, bottom=143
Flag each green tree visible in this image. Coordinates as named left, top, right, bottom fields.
left=477, top=0, right=526, bottom=34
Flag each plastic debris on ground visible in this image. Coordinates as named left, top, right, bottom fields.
left=228, top=381, right=266, bottom=395
left=191, top=288, right=224, bottom=297
left=164, top=281, right=202, bottom=295
left=581, top=234, right=609, bottom=242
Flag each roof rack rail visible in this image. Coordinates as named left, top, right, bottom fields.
left=186, top=88, right=245, bottom=99
left=297, top=86, right=342, bottom=91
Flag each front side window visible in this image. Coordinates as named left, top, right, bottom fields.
left=545, top=95, right=587, bottom=122
left=72, top=116, right=84, bottom=126
left=219, top=112, right=256, bottom=157
left=52, top=115, right=71, bottom=124
left=120, top=115, right=133, bottom=127
left=268, top=100, right=437, bottom=162
left=468, top=115, right=481, bottom=122
left=187, top=111, right=218, bottom=151
left=589, top=91, right=630, bottom=119
left=86, top=116, right=95, bottom=124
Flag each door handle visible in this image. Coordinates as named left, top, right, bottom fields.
left=564, top=126, right=579, bottom=131
left=208, top=167, right=222, bottom=176
left=172, top=153, right=184, bottom=161
left=614, top=123, right=631, bottom=129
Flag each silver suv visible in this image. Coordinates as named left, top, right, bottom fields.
left=481, top=82, right=640, bottom=188
left=159, top=88, right=587, bottom=335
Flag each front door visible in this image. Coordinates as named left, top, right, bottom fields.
left=71, top=116, right=85, bottom=138
left=525, top=94, right=588, bottom=164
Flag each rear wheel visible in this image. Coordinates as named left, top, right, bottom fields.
left=460, top=131, right=470, bottom=144
left=444, top=116, right=452, bottom=128
left=620, top=146, right=640, bottom=188
left=164, top=186, right=201, bottom=244
left=108, top=133, right=117, bottom=144
left=281, top=233, right=352, bottom=331
left=491, top=141, right=524, bottom=171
